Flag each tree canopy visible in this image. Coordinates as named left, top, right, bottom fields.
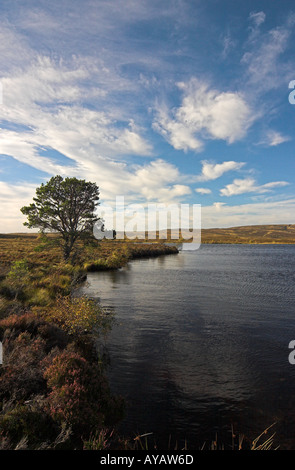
left=21, top=175, right=100, bottom=260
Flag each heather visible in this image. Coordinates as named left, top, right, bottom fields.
left=0, top=233, right=178, bottom=449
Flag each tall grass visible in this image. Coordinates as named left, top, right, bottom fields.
left=82, top=424, right=279, bottom=450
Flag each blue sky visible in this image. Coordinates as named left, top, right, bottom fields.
left=0, top=0, right=295, bottom=231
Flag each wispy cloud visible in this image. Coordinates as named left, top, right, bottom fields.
left=241, top=13, right=295, bottom=92
left=0, top=1, right=294, bottom=232
left=213, top=202, right=226, bottom=211
left=220, top=178, right=289, bottom=197
left=258, top=130, right=291, bottom=147
left=0, top=54, right=158, bottom=193
left=197, top=160, right=245, bottom=182
left=249, top=11, right=266, bottom=27
left=202, top=198, right=295, bottom=228
left=247, top=11, right=266, bottom=42
left=195, top=187, right=212, bottom=195
left=220, top=32, right=236, bottom=59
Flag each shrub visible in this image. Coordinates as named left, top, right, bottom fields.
left=0, top=313, right=70, bottom=402
left=0, top=311, right=70, bottom=355
left=0, top=405, right=57, bottom=449
left=84, top=246, right=131, bottom=271
left=0, top=331, right=48, bottom=401
left=0, top=296, right=11, bottom=319
left=26, top=287, right=52, bottom=306
left=43, top=351, right=124, bottom=435
left=39, top=295, right=112, bottom=336
left=6, top=260, right=29, bottom=301
left=83, top=259, right=109, bottom=271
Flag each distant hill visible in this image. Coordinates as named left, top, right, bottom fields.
left=1, top=224, right=295, bottom=244
left=201, top=224, right=295, bottom=244
left=115, top=224, right=295, bottom=244
left=120, top=224, right=295, bottom=244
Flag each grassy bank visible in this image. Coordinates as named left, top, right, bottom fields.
left=0, top=234, right=178, bottom=449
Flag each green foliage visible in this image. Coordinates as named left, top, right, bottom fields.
left=6, top=260, right=29, bottom=301
left=27, top=287, right=53, bottom=306
left=21, top=175, right=100, bottom=260
left=7, top=259, right=29, bottom=278
left=36, top=295, right=113, bottom=336
left=83, top=246, right=131, bottom=271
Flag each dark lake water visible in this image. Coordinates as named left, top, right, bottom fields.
left=80, top=244, right=295, bottom=449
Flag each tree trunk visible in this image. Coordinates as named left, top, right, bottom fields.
left=63, top=236, right=75, bottom=261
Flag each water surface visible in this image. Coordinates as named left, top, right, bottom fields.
left=81, top=244, right=295, bottom=449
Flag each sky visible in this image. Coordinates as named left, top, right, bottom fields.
left=0, top=0, right=295, bottom=232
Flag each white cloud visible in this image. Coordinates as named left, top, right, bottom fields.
left=0, top=156, right=193, bottom=232
left=0, top=54, right=163, bottom=209
left=213, top=202, right=226, bottom=211
left=196, top=160, right=245, bottom=182
left=0, top=4, right=294, bottom=233
left=0, top=181, right=37, bottom=232
left=195, top=187, right=212, bottom=195
left=0, top=55, right=153, bottom=157
left=153, top=78, right=254, bottom=152
left=152, top=104, right=204, bottom=152
left=0, top=129, right=74, bottom=175
left=202, top=198, right=295, bottom=228
left=220, top=178, right=289, bottom=197
left=0, top=50, right=202, bottom=232
left=131, top=159, right=191, bottom=202
left=249, top=11, right=266, bottom=27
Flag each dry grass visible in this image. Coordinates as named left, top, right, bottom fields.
left=131, top=423, right=279, bottom=451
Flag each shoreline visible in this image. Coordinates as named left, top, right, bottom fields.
left=0, top=236, right=182, bottom=450
left=2, top=222, right=295, bottom=246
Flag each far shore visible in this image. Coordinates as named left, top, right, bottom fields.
left=1, top=223, right=295, bottom=245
